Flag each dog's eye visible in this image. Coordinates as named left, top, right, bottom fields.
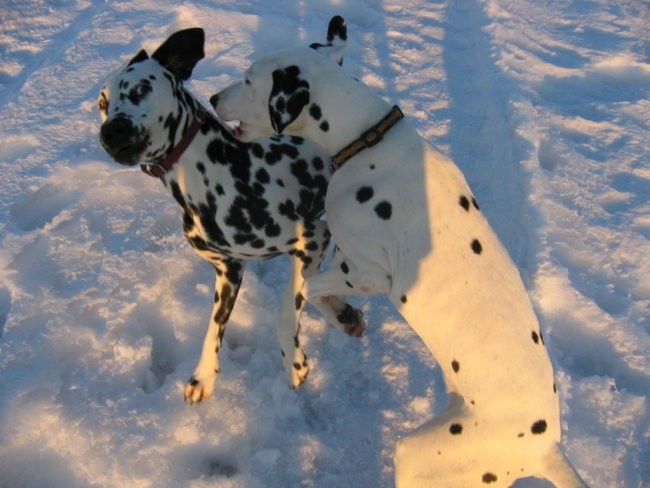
left=128, top=83, right=152, bottom=104
left=136, top=84, right=152, bottom=97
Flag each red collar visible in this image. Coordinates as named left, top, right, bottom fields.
left=140, top=108, right=208, bottom=178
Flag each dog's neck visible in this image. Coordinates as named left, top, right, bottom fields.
left=293, top=56, right=396, bottom=156
left=141, top=103, right=208, bottom=178
left=146, top=87, right=204, bottom=166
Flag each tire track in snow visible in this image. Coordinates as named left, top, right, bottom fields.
left=441, top=0, right=530, bottom=268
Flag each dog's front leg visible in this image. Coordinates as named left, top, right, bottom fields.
left=184, top=258, right=245, bottom=404
left=277, top=255, right=310, bottom=389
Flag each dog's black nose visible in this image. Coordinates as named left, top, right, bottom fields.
left=100, top=116, right=133, bottom=150
left=209, top=93, right=219, bottom=108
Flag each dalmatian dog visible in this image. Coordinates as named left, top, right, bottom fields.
left=97, top=28, right=364, bottom=404
left=211, top=16, right=588, bottom=488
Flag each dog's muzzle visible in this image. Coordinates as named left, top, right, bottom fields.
left=100, top=116, right=148, bottom=165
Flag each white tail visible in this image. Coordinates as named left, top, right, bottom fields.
left=310, top=15, right=347, bottom=66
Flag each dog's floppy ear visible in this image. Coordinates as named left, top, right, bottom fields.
left=268, top=65, right=310, bottom=134
left=152, top=28, right=205, bottom=81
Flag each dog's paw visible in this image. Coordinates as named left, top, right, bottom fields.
left=343, top=308, right=365, bottom=338
left=288, top=351, right=309, bottom=389
left=184, top=374, right=215, bottom=404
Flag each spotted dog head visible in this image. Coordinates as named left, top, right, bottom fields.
left=210, top=16, right=347, bottom=142
left=98, top=28, right=204, bottom=165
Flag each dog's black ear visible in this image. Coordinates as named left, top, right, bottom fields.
left=128, top=49, right=149, bottom=67
left=152, top=28, right=205, bottom=81
left=268, top=65, right=310, bottom=134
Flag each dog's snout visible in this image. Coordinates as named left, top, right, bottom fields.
left=100, top=116, right=133, bottom=148
left=99, top=116, right=145, bottom=165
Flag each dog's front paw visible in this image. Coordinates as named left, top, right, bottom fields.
left=288, top=351, right=309, bottom=389
left=342, top=307, right=365, bottom=338
left=184, top=373, right=216, bottom=404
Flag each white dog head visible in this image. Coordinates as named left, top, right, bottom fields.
left=211, top=16, right=347, bottom=143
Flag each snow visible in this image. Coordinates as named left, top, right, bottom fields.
left=0, top=0, right=648, bottom=486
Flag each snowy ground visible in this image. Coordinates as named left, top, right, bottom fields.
left=1, top=0, right=648, bottom=487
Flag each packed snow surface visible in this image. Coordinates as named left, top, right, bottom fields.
left=1, top=0, right=648, bottom=487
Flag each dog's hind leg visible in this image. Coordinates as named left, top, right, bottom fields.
left=184, top=257, right=244, bottom=403
left=306, top=246, right=368, bottom=337
left=301, top=246, right=390, bottom=335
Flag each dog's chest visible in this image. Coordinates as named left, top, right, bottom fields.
left=164, top=137, right=328, bottom=261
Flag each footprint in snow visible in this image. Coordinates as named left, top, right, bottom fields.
left=9, top=182, right=79, bottom=231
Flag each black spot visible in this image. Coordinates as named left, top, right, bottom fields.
left=452, top=360, right=460, bottom=373
left=337, top=304, right=355, bottom=325
left=255, top=168, right=270, bottom=184
left=553, top=383, right=557, bottom=393
left=265, top=222, right=281, bottom=238
left=374, top=201, right=392, bottom=220
left=312, top=157, right=324, bottom=171
left=275, top=96, right=286, bottom=113
left=400, top=295, right=407, bottom=304
left=309, top=104, right=322, bottom=120
left=295, top=292, right=305, bottom=310
left=459, top=195, right=470, bottom=211
left=531, top=419, right=547, bottom=434
left=482, top=472, right=497, bottom=484
left=340, top=262, right=350, bottom=274
left=279, top=200, right=300, bottom=221
left=518, top=432, right=525, bottom=438
left=345, top=281, right=354, bottom=288
left=196, top=162, right=206, bottom=174
left=319, top=121, right=329, bottom=132
left=356, top=186, right=374, bottom=203
left=532, top=331, right=540, bottom=344
left=276, top=178, right=285, bottom=187
left=306, top=240, right=319, bottom=251
left=251, top=143, right=264, bottom=158
left=293, top=362, right=302, bottom=370
left=370, top=164, right=375, bottom=170
left=472, top=197, right=480, bottom=210
left=449, top=424, right=463, bottom=435
left=471, top=239, right=482, bottom=254
left=539, top=330, right=545, bottom=345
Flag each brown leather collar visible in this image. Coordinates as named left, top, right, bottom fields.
left=330, top=105, right=404, bottom=170
left=140, top=107, right=208, bottom=178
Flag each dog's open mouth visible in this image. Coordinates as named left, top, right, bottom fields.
left=104, top=140, right=148, bottom=166
left=227, top=121, right=245, bottom=139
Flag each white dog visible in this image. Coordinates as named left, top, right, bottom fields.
left=211, top=16, right=588, bottom=488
